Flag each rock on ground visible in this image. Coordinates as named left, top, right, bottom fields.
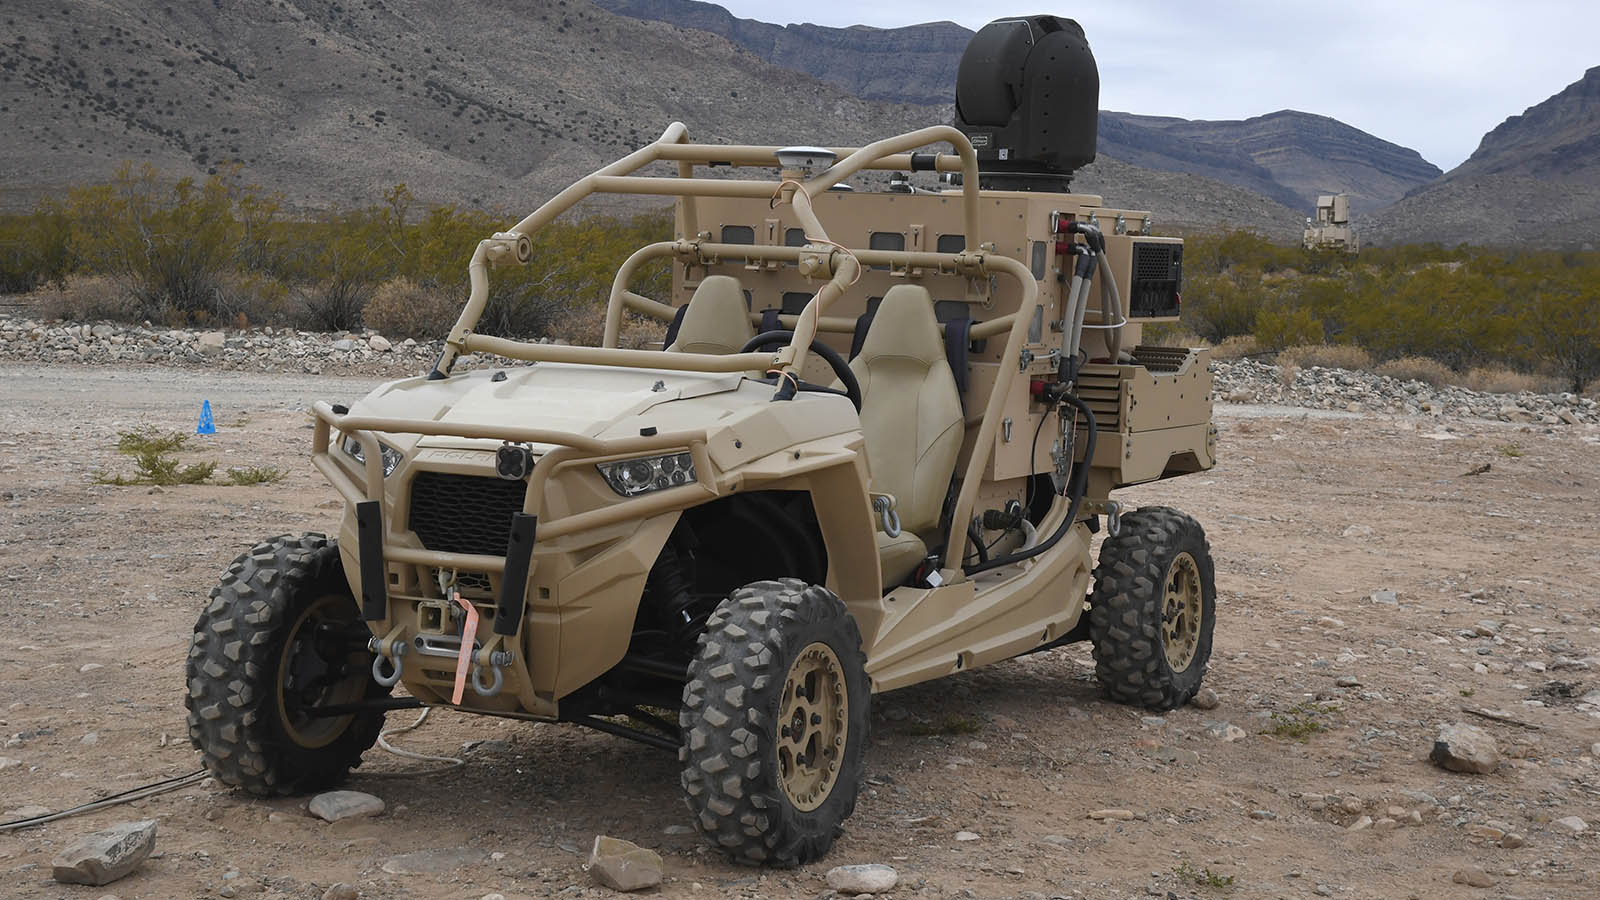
left=321, top=886, right=358, bottom=900
left=587, top=835, right=663, bottom=892
left=309, top=790, right=385, bottom=822
left=51, top=820, right=157, bottom=886
left=1553, top=816, right=1588, bottom=834
left=1451, top=867, right=1494, bottom=887
left=1189, top=687, right=1220, bottom=709
left=826, top=864, right=899, bottom=893
left=1430, top=722, right=1499, bottom=774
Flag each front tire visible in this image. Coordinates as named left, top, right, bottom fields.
left=679, top=579, right=870, bottom=866
left=1090, top=507, right=1216, bottom=710
left=186, top=534, right=390, bottom=795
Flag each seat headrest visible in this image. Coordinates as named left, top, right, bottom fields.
left=668, top=275, right=753, bottom=355
left=855, top=285, right=943, bottom=367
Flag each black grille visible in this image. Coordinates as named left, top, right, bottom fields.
left=1128, top=242, right=1182, bottom=318
left=1133, top=242, right=1179, bottom=280
left=408, top=471, right=527, bottom=557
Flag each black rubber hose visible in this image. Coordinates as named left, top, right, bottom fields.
left=963, top=393, right=1097, bottom=575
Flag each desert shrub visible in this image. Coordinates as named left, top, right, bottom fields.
left=1375, top=356, right=1452, bottom=386
left=0, top=202, right=75, bottom=292
left=1182, top=271, right=1260, bottom=343
left=296, top=278, right=372, bottom=331
left=1139, top=324, right=1206, bottom=347
left=1253, top=305, right=1324, bottom=350
left=1456, top=366, right=1553, bottom=395
left=38, top=275, right=138, bottom=321
left=1209, top=335, right=1259, bottom=359
left=1279, top=344, right=1372, bottom=370
left=362, top=277, right=460, bottom=339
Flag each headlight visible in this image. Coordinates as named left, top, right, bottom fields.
left=342, top=435, right=404, bottom=477
left=597, top=452, right=696, bottom=497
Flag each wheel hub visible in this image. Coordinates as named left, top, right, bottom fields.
left=777, top=642, right=848, bottom=811
left=277, top=593, right=372, bottom=747
left=1161, top=552, right=1203, bottom=672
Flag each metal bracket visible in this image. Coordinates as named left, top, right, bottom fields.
left=356, top=500, right=387, bottom=621
left=495, top=513, right=537, bottom=636
left=871, top=494, right=902, bottom=538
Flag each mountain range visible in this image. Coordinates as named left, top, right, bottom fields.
left=594, top=0, right=1442, bottom=214
left=1365, top=66, right=1600, bottom=248
left=596, top=0, right=1600, bottom=247
left=1, top=0, right=1595, bottom=247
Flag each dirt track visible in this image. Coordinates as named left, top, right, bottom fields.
left=2, top=364, right=1598, bottom=900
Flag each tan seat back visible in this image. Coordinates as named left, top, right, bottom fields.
left=848, top=285, right=963, bottom=538
left=666, top=276, right=754, bottom=355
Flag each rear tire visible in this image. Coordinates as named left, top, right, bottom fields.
left=1089, top=507, right=1216, bottom=710
left=186, top=533, right=389, bottom=795
left=679, top=579, right=870, bottom=866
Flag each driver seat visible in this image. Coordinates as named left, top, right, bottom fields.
left=848, top=285, right=964, bottom=588
left=666, top=275, right=754, bottom=355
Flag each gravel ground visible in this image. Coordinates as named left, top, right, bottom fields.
left=1, top=363, right=1598, bottom=900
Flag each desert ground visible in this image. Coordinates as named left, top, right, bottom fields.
left=1, top=363, right=1598, bottom=899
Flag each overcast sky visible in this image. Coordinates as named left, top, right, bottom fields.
left=711, top=0, right=1597, bottom=170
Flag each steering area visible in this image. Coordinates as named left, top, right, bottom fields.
left=740, top=331, right=863, bottom=412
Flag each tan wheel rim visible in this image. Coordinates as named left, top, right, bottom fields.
left=277, top=593, right=370, bottom=748
left=777, top=642, right=849, bottom=812
left=1162, top=552, right=1203, bottom=672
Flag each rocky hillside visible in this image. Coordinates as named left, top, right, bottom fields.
left=595, top=0, right=1440, bottom=215
left=0, top=0, right=935, bottom=214
left=0, top=0, right=1310, bottom=238
left=1100, top=110, right=1440, bottom=216
left=592, top=0, right=968, bottom=105
left=1367, top=67, right=1600, bottom=248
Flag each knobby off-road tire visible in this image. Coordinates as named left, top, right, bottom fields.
left=186, top=533, right=389, bottom=795
left=679, top=579, right=870, bottom=867
left=1089, top=507, right=1216, bottom=710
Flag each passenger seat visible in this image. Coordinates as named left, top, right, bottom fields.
left=848, top=285, right=964, bottom=588
left=665, top=276, right=754, bottom=355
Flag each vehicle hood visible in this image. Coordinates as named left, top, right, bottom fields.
left=349, top=363, right=748, bottom=452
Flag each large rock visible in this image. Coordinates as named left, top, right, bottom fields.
left=197, top=331, right=226, bottom=353
left=587, top=835, right=662, bottom=892
left=1553, top=815, right=1588, bottom=834
left=1430, top=722, right=1499, bottom=774
left=309, top=790, right=385, bottom=822
left=367, top=335, right=392, bottom=352
left=826, top=864, right=899, bottom=893
left=51, top=820, right=157, bottom=886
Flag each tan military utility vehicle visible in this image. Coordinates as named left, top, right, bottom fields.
left=186, top=16, right=1217, bottom=865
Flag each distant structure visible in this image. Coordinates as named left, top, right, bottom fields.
left=1303, top=193, right=1358, bottom=252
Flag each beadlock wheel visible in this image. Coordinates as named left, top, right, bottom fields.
left=1089, top=507, right=1217, bottom=711
left=186, top=534, right=390, bottom=795
left=1161, top=552, right=1204, bottom=673
left=777, top=642, right=849, bottom=811
left=679, top=579, right=870, bottom=866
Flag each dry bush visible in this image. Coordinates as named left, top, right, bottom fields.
left=617, top=314, right=667, bottom=350
left=1280, top=344, right=1372, bottom=370
left=1138, top=324, right=1207, bottom=348
left=1375, top=356, right=1452, bottom=385
left=362, top=278, right=459, bottom=339
left=1209, top=335, right=1258, bottom=359
left=39, top=275, right=138, bottom=321
left=1277, top=363, right=1301, bottom=389
left=1585, top=377, right=1600, bottom=399
left=219, top=273, right=293, bottom=329
left=1455, top=366, right=1558, bottom=395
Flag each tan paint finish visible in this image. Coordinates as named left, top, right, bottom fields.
left=312, top=122, right=1214, bottom=721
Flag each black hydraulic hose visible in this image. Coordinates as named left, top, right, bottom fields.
left=964, top=393, right=1097, bottom=575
